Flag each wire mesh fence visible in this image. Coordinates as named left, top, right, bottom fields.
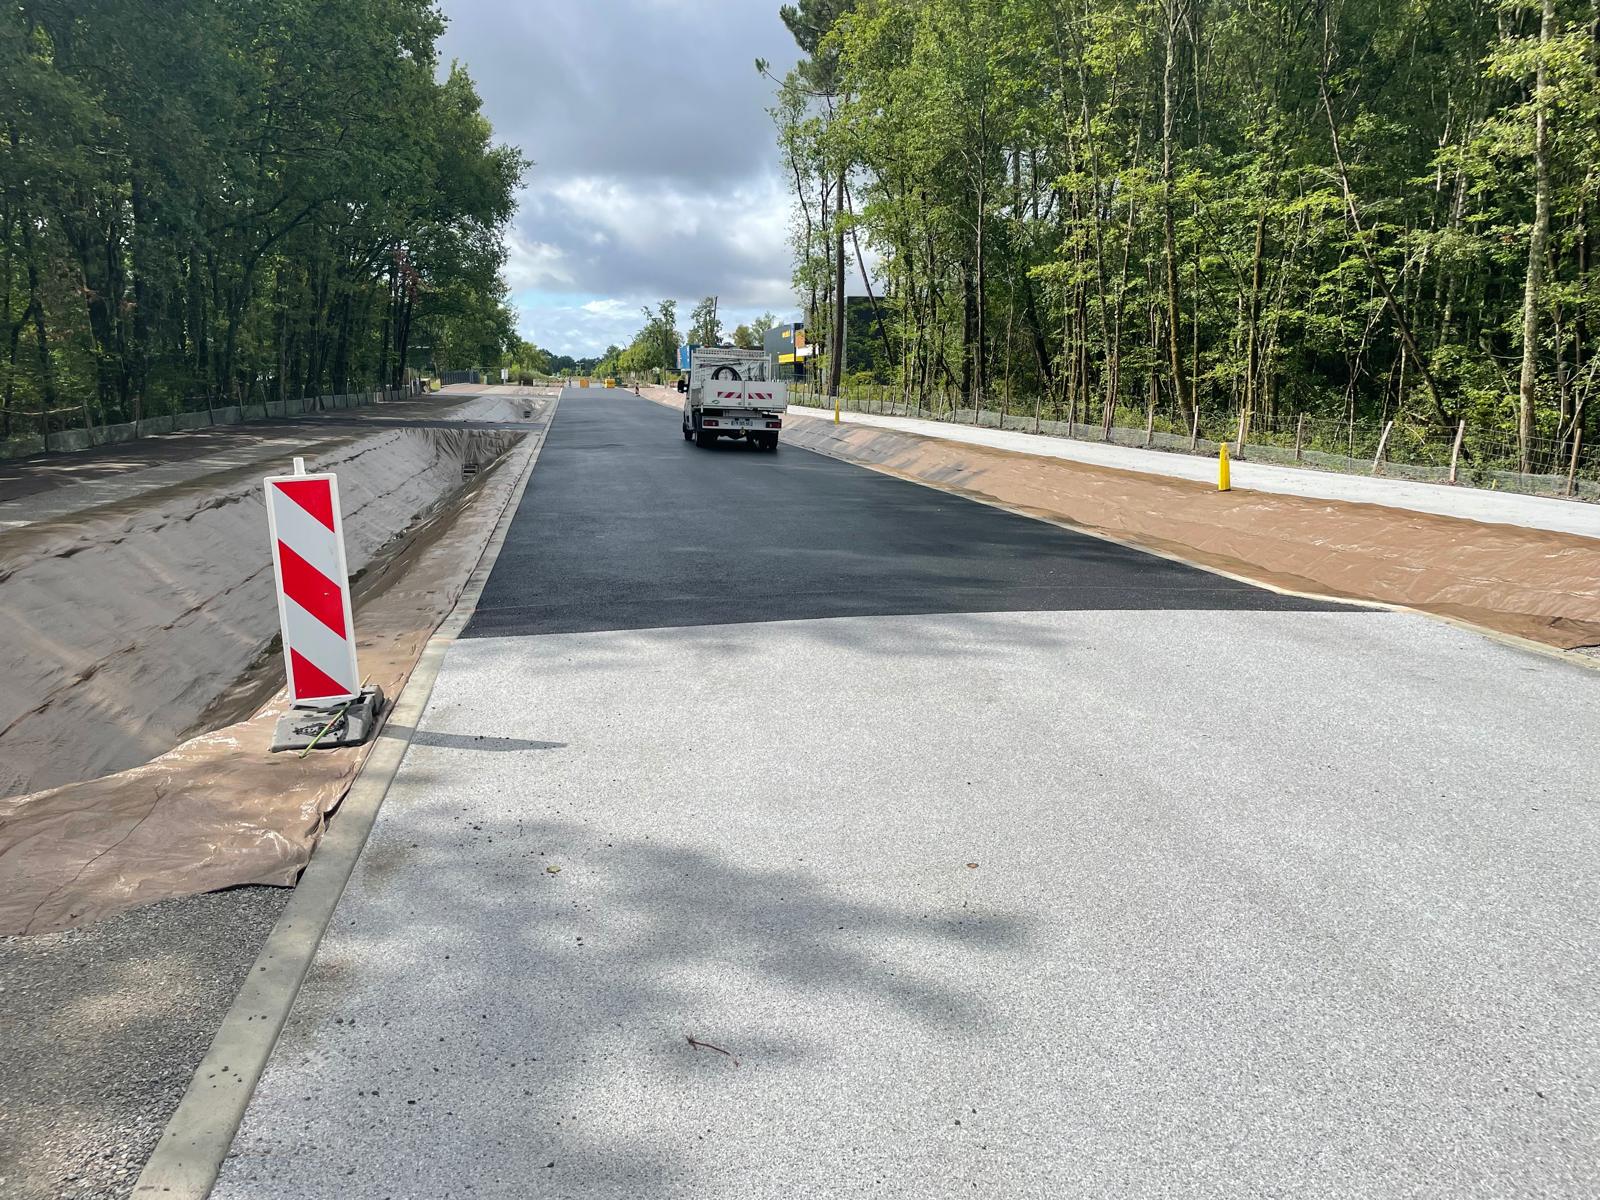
left=799, top=380, right=1600, bottom=502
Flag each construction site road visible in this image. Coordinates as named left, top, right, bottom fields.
left=209, top=390, right=1600, bottom=1199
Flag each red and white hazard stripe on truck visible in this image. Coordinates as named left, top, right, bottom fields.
left=264, top=469, right=361, bottom=704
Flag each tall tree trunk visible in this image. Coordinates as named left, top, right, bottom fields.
left=129, top=174, right=153, bottom=420
left=1160, top=0, right=1192, bottom=420
left=843, top=182, right=895, bottom=371
left=975, top=208, right=986, bottom=419
left=961, top=263, right=976, bottom=404
left=829, top=165, right=846, bottom=397
left=1244, top=202, right=1266, bottom=424
left=1022, top=275, right=1055, bottom=392
left=1517, top=0, right=1555, bottom=472
left=16, top=204, right=60, bottom=417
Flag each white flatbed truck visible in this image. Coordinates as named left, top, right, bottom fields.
left=681, top=346, right=788, bottom=451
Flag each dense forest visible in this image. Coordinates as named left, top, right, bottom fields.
left=772, top=0, right=1600, bottom=477
left=1, top=0, right=526, bottom=441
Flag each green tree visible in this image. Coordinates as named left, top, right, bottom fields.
left=688, top=296, right=723, bottom=346
left=765, top=0, right=1600, bottom=478
left=0, top=0, right=527, bottom=440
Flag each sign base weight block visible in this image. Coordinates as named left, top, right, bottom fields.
left=270, top=685, right=386, bottom=753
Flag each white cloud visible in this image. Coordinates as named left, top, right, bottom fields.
left=503, top=230, right=572, bottom=290
left=437, top=0, right=808, bottom=356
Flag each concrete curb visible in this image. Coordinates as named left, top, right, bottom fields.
left=131, top=394, right=557, bottom=1199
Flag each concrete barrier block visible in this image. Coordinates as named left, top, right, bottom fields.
left=1, top=434, right=45, bottom=457
left=48, top=428, right=93, bottom=452
left=98, top=421, right=140, bottom=446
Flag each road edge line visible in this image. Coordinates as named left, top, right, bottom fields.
left=786, top=416, right=1600, bottom=676
left=131, top=393, right=558, bottom=1199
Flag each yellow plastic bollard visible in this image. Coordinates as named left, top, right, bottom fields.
left=834, top=394, right=841, bottom=425
left=1218, top=441, right=1232, bottom=491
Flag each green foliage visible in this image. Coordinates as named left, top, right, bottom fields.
left=0, top=0, right=527, bottom=434
left=771, top=0, right=1600, bottom=473
left=731, top=314, right=781, bottom=349
left=688, top=296, right=723, bottom=347
left=589, top=301, right=683, bottom=381
left=620, top=301, right=680, bottom=374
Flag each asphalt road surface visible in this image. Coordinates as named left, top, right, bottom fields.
left=211, top=390, right=1600, bottom=1199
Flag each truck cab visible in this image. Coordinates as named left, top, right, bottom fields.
left=682, top=347, right=788, bottom=451
left=676, top=343, right=695, bottom=393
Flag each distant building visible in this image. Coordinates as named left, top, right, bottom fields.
left=765, top=321, right=812, bottom=381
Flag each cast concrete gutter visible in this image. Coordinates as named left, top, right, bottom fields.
left=129, top=397, right=556, bottom=1199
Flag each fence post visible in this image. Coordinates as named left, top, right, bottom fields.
left=1371, top=419, right=1395, bottom=474
left=1565, top=422, right=1582, bottom=497
left=1144, top=398, right=1155, bottom=448
left=1234, top=410, right=1250, bottom=456
left=1448, top=420, right=1465, bottom=483
left=1189, top=406, right=1200, bottom=451
left=1294, top=414, right=1306, bottom=463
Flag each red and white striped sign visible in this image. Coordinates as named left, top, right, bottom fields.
left=264, top=468, right=361, bottom=704
left=714, top=389, right=775, bottom=402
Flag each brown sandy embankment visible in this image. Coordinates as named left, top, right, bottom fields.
left=0, top=391, right=552, bottom=935
left=640, top=386, right=1600, bottom=649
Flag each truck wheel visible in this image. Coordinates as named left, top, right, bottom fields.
left=682, top=420, right=693, bottom=441
left=695, top=430, right=716, bottom=448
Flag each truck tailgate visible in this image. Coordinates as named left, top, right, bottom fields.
left=705, top=380, right=788, bottom=410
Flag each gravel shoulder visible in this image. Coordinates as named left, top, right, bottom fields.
left=0, top=887, right=289, bottom=1200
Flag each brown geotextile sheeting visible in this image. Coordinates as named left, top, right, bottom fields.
left=0, top=426, right=538, bottom=936
left=774, top=412, right=1600, bottom=650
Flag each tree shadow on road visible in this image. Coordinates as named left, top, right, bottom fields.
left=216, top=793, right=1029, bottom=1198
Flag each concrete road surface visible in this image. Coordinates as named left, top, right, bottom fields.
left=211, top=391, right=1600, bottom=1199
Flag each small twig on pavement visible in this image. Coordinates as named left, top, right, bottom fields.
left=686, top=1035, right=741, bottom=1068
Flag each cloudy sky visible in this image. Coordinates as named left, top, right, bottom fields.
left=437, top=1, right=805, bottom=357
